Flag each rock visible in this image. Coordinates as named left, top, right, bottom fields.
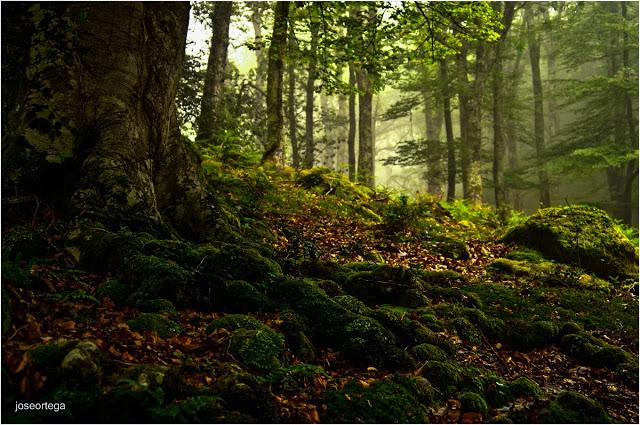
left=559, top=332, right=631, bottom=369
left=420, top=361, right=463, bottom=397
left=60, top=341, right=102, bottom=389
left=342, top=264, right=429, bottom=307
left=228, top=328, right=285, bottom=372
left=503, top=206, right=638, bottom=280
left=538, top=391, right=609, bottom=423
left=206, top=314, right=264, bottom=333
left=127, top=313, right=181, bottom=338
left=505, top=320, right=558, bottom=350
left=459, top=391, right=489, bottom=417
left=509, top=376, right=540, bottom=398
left=323, top=379, right=430, bottom=423
left=411, top=343, right=449, bottom=362
left=220, top=280, right=272, bottom=313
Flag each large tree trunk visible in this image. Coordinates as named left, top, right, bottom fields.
left=456, top=44, right=472, bottom=201
left=439, top=59, right=456, bottom=202
left=336, top=88, right=349, bottom=174
left=423, top=74, right=444, bottom=198
left=347, top=63, right=358, bottom=181
left=505, top=45, right=524, bottom=210
left=356, top=67, right=375, bottom=188
left=262, top=1, right=289, bottom=163
left=303, top=12, right=320, bottom=169
left=196, top=2, right=233, bottom=144
left=525, top=5, right=551, bottom=208
left=249, top=2, right=268, bottom=91
left=2, top=3, right=213, bottom=239
left=287, top=32, right=300, bottom=168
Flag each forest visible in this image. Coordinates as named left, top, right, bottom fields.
left=1, top=1, right=638, bottom=423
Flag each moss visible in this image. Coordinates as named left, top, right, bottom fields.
left=371, top=308, right=451, bottom=351
left=30, top=339, right=77, bottom=370
left=615, top=362, right=639, bottom=388
left=489, top=414, right=514, bottom=423
left=323, top=379, right=429, bottom=423
left=126, top=255, right=193, bottom=307
left=488, top=258, right=533, bottom=275
left=127, top=313, right=181, bottom=338
left=228, top=328, right=284, bottom=372
left=506, top=320, right=558, bottom=350
left=220, top=280, right=271, bottom=313
left=315, top=279, right=345, bottom=296
left=279, top=310, right=315, bottom=362
left=95, top=279, right=128, bottom=306
left=296, top=261, right=350, bottom=285
left=100, top=378, right=165, bottom=422
left=59, top=341, right=102, bottom=389
left=207, top=314, right=265, bottom=333
left=196, top=243, right=282, bottom=283
left=538, top=391, right=609, bottom=423
left=418, top=269, right=465, bottom=285
left=506, top=248, right=545, bottom=263
left=50, top=290, right=99, bottom=305
left=451, top=317, right=482, bottom=345
left=503, top=205, right=638, bottom=280
left=509, top=377, right=540, bottom=398
left=1, top=260, right=29, bottom=287
left=149, top=395, right=227, bottom=423
left=297, top=167, right=373, bottom=200
left=559, top=332, right=631, bottom=369
left=266, top=364, right=328, bottom=394
left=342, top=264, right=428, bottom=307
left=333, top=294, right=372, bottom=315
left=136, top=298, right=176, bottom=315
left=341, top=316, right=416, bottom=371
left=434, top=236, right=470, bottom=260
left=411, top=343, right=448, bottom=362
left=462, top=308, right=505, bottom=340
left=420, top=361, right=462, bottom=397
left=391, top=374, right=435, bottom=406
left=459, top=392, right=489, bottom=417
left=559, top=321, right=583, bottom=338
left=2, top=225, right=48, bottom=260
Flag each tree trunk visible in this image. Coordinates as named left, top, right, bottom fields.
left=347, top=63, right=357, bottom=181
left=456, top=44, right=471, bottom=201
left=423, top=87, right=444, bottom=198
left=505, top=45, right=524, bottom=210
left=336, top=88, right=349, bottom=174
left=262, top=1, right=289, bottom=163
left=196, top=2, right=233, bottom=144
left=466, top=43, right=487, bottom=205
left=287, top=32, right=300, bottom=168
left=526, top=5, right=551, bottom=208
left=356, top=67, right=374, bottom=188
left=439, top=59, right=456, bottom=202
left=249, top=2, right=268, bottom=91
left=303, top=13, right=320, bottom=169
left=2, top=3, right=216, bottom=239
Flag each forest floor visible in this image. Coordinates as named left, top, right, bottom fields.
left=2, top=166, right=638, bottom=423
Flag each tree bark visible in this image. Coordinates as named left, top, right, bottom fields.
left=456, top=44, right=472, bottom=201
left=303, top=11, right=320, bottom=169
left=287, top=33, right=300, bottom=168
left=2, top=3, right=214, bottom=239
left=336, top=88, right=349, bottom=174
left=196, top=1, right=233, bottom=144
left=356, top=67, right=374, bottom=188
left=347, top=63, right=358, bottom=181
left=439, top=59, right=456, bottom=202
left=505, top=44, right=524, bottom=210
left=526, top=5, right=551, bottom=208
left=262, top=1, right=289, bottom=163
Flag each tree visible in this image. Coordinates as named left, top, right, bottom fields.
left=347, top=63, right=358, bottom=181
left=525, top=4, right=551, bottom=207
left=262, top=1, right=289, bottom=163
left=2, top=3, right=213, bottom=239
left=439, top=58, right=457, bottom=202
left=303, top=5, right=320, bottom=168
left=287, top=31, right=301, bottom=168
left=196, top=1, right=233, bottom=144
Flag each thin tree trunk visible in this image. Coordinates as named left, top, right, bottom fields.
left=196, top=2, right=233, bottom=144
left=356, top=67, right=374, bottom=187
left=262, top=1, right=289, bottom=163
left=336, top=88, right=349, bottom=174
left=526, top=6, right=551, bottom=207
left=347, top=63, right=357, bottom=181
left=440, top=59, right=456, bottom=202
left=303, top=12, right=320, bottom=168
left=249, top=2, right=268, bottom=91
left=505, top=46, right=524, bottom=210
left=456, top=43, right=471, bottom=200
left=3, top=3, right=213, bottom=238
left=423, top=87, right=444, bottom=198
left=287, top=33, right=299, bottom=168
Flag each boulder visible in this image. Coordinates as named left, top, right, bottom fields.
left=503, top=206, right=638, bottom=280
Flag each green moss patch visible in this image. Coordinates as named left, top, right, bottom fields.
left=459, top=391, right=489, bottom=417
left=228, top=328, right=284, bottom=372
left=559, top=332, right=632, bottom=369
left=505, top=320, right=558, bottom=350
left=206, top=314, right=264, bottom=333
left=503, top=205, right=638, bottom=280
left=509, top=376, right=540, bottom=398
left=127, top=313, right=181, bottom=338
left=538, top=391, right=610, bottom=423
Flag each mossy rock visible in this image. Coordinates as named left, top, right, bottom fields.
left=538, top=391, right=609, bottom=423
left=196, top=243, right=282, bottom=284
left=434, top=236, right=471, bottom=260
left=391, top=374, right=435, bottom=406
left=341, top=316, right=416, bottom=371
left=228, top=328, right=284, bottom=372
left=99, top=378, right=165, bottom=422
left=323, top=379, right=429, bottom=423
left=279, top=310, right=315, bottom=362
left=59, top=341, right=102, bottom=389
left=136, top=298, right=176, bottom=315
left=30, top=339, right=78, bottom=371
left=125, top=255, right=194, bottom=307
left=420, top=361, right=462, bottom=397
left=333, top=294, right=372, bottom=315
left=296, top=261, right=350, bottom=286
left=342, top=264, right=428, bottom=307
left=206, top=314, right=265, bottom=333
left=127, top=313, right=181, bottom=338
left=461, top=308, right=505, bottom=340
left=95, top=279, right=128, bottom=306
left=418, top=269, right=466, bottom=285
left=297, top=167, right=372, bottom=200
left=371, top=308, right=451, bottom=351
left=615, top=362, right=639, bottom=388
left=506, top=320, right=558, bottom=350
left=220, top=280, right=272, bottom=313
left=50, top=289, right=99, bottom=305
left=559, top=321, right=583, bottom=338
left=559, top=332, right=631, bottom=368
left=503, top=205, right=638, bottom=280
left=266, top=364, right=328, bottom=395
left=451, top=317, right=482, bottom=345
left=1, top=260, right=29, bottom=287
left=149, top=395, right=228, bottom=423
left=459, top=391, right=489, bottom=417
left=509, top=376, right=540, bottom=398
left=411, top=343, right=449, bottom=362
left=505, top=248, right=545, bottom=263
